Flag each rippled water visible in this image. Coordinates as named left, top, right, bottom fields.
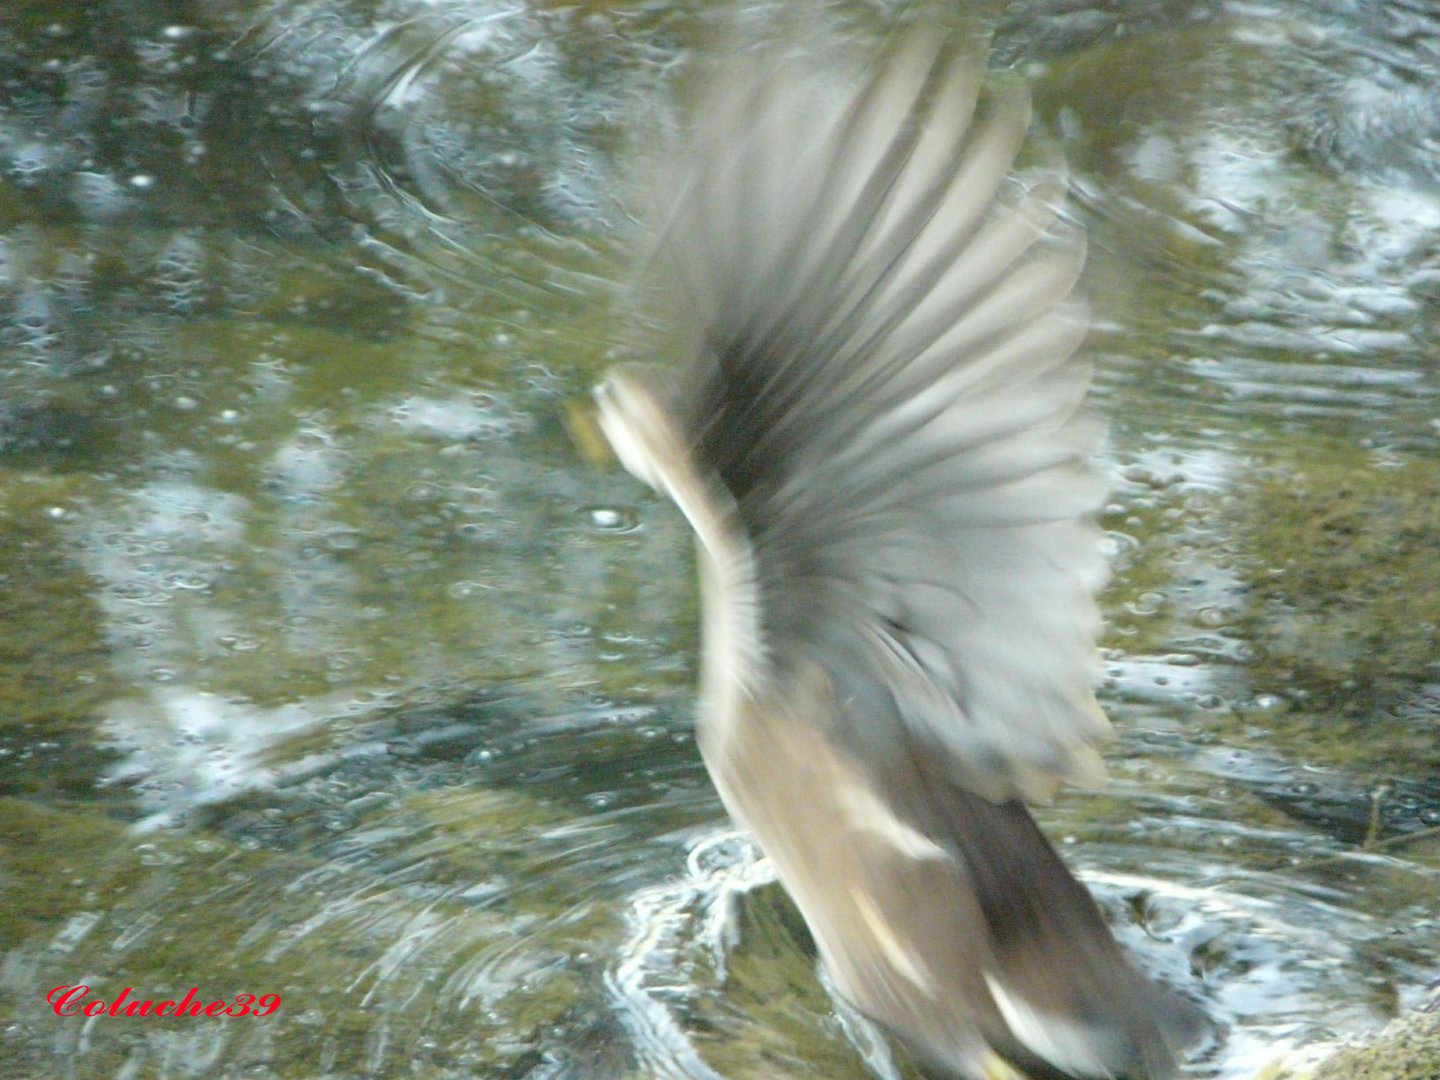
left=1, top=2, right=1437, bottom=1078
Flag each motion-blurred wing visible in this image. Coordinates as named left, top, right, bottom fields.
left=642, top=43, right=1109, bottom=803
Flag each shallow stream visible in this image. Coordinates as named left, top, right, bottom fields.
left=0, top=2, right=1437, bottom=1078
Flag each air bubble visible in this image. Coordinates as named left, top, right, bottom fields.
left=581, top=505, right=640, bottom=532
left=446, top=580, right=493, bottom=599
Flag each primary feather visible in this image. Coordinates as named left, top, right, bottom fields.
left=596, top=38, right=1206, bottom=1080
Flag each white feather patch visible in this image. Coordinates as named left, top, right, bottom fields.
left=839, top=779, right=951, bottom=863
left=984, top=973, right=1117, bottom=1078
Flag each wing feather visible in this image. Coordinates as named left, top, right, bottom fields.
left=640, top=41, right=1110, bottom=801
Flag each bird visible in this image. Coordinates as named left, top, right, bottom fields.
left=593, top=37, right=1208, bottom=1080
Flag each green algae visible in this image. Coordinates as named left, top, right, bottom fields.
left=0, top=796, right=128, bottom=951
left=691, top=882, right=892, bottom=1080
left=1099, top=493, right=1189, bottom=657
left=0, top=779, right=626, bottom=1079
left=0, top=476, right=123, bottom=805
left=0, top=482, right=113, bottom=737
left=1240, top=440, right=1440, bottom=689
left=1224, top=438, right=1440, bottom=775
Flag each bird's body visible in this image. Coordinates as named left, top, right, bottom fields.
left=596, top=40, right=1205, bottom=1079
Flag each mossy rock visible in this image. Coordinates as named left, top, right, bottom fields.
left=1264, top=992, right=1440, bottom=1080
left=1311, top=1001, right=1440, bottom=1080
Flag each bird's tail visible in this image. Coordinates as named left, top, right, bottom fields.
left=918, top=772, right=1207, bottom=1079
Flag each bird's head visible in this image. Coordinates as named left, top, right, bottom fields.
left=593, top=365, right=687, bottom=497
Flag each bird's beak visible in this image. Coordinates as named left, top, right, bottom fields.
left=564, top=396, right=613, bottom=468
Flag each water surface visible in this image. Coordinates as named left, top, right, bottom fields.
left=1, top=2, right=1438, bottom=1077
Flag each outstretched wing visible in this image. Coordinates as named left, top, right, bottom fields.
left=639, top=41, right=1110, bottom=803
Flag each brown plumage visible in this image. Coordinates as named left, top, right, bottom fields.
left=595, top=39, right=1207, bottom=1079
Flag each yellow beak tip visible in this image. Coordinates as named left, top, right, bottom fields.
left=982, top=1052, right=1028, bottom=1080
left=565, top=398, right=613, bottom=467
